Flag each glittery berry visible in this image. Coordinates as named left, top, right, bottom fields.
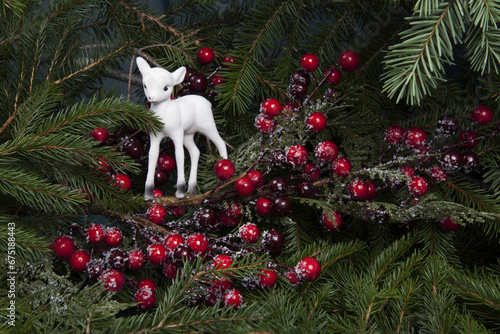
left=100, top=269, right=125, bottom=292
left=239, top=222, right=260, bottom=243
left=330, top=156, right=351, bottom=177
left=186, top=233, right=209, bottom=256
left=429, top=164, right=448, bottom=182
left=408, top=176, right=429, bottom=197
left=107, top=248, right=128, bottom=270
left=296, top=257, right=321, bottom=281
left=222, top=289, right=243, bottom=309
left=436, top=115, right=459, bottom=136
left=255, top=113, right=276, bottom=133
left=135, top=288, right=156, bottom=310
left=147, top=243, right=168, bottom=265
left=315, top=141, right=338, bottom=164
left=384, top=125, right=405, bottom=146
left=147, top=204, right=167, bottom=225
left=128, top=249, right=146, bottom=270
left=87, top=224, right=105, bottom=244
left=286, top=144, right=309, bottom=168
left=164, top=233, right=184, bottom=251
left=404, top=127, right=427, bottom=149
left=105, top=227, right=123, bottom=247
left=440, top=150, right=463, bottom=172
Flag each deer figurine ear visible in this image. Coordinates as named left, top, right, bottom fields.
left=136, top=57, right=151, bottom=75
left=171, top=66, right=186, bottom=86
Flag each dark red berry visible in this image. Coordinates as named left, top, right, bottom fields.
left=189, top=72, right=208, bottom=92
left=222, top=55, right=236, bottom=67
left=296, top=257, right=321, bottom=281
left=458, top=130, right=478, bottom=149
left=186, top=234, right=209, bottom=256
left=339, top=50, right=360, bottom=71
left=404, top=127, right=427, bottom=149
left=384, top=125, right=405, bottom=146
left=262, top=229, right=285, bottom=252
left=261, top=98, right=282, bottom=118
left=408, top=176, right=429, bottom=197
left=349, top=178, right=369, bottom=200
left=290, top=70, right=311, bottom=86
left=437, top=115, right=460, bottom=136
left=300, top=53, right=319, bottom=72
left=306, top=112, right=327, bottom=132
left=164, top=234, right=184, bottom=251
left=429, top=164, right=448, bottom=182
left=315, top=141, right=338, bottom=164
left=128, top=249, right=146, bottom=270
left=162, top=261, right=179, bottom=279
left=69, top=249, right=90, bottom=271
left=255, top=197, right=273, bottom=216
left=194, top=208, right=219, bottom=230
left=295, top=180, right=314, bottom=198
left=239, top=222, right=260, bottom=243
left=235, top=176, right=255, bottom=196
left=211, top=75, right=226, bottom=86
left=111, top=173, right=132, bottom=192
left=105, top=227, right=123, bottom=247
left=89, top=127, right=109, bottom=143
left=288, top=82, right=308, bottom=100
left=147, top=204, right=167, bottom=225
left=172, top=245, right=193, bottom=263
left=220, top=201, right=243, bottom=227
left=323, top=88, right=342, bottom=103
left=273, top=196, right=293, bottom=216
left=100, top=269, right=125, bottom=292
left=147, top=243, right=168, bottom=265
left=285, top=270, right=301, bottom=286
left=269, top=150, right=289, bottom=169
left=269, top=177, right=288, bottom=195
left=87, top=224, right=105, bottom=244
left=303, top=163, right=320, bottom=181
left=197, top=47, right=215, bottom=64
left=154, top=170, right=167, bottom=186
left=399, top=165, right=415, bottom=179
left=324, top=67, right=342, bottom=85
left=472, top=105, right=493, bottom=125
left=222, top=289, right=243, bottom=309
left=157, top=154, right=175, bottom=173
left=330, top=157, right=352, bottom=177
left=281, top=102, right=300, bottom=116
left=168, top=206, right=186, bottom=217
left=86, top=259, right=105, bottom=280
left=107, top=248, right=128, bottom=270
left=440, top=150, right=463, bottom=172
left=462, top=151, right=479, bottom=172
left=125, top=139, right=144, bottom=159
left=258, top=268, right=278, bottom=288
left=51, top=236, right=75, bottom=258
left=365, top=180, right=378, bottom=201
left=321, top=211, right=342, bottom=230
left=214, top=159, right=235, bottom=181
left=438, top=216, right=460, bottom=231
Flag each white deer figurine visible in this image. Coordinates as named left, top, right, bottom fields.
left=136, top=57, right=228, bottom=200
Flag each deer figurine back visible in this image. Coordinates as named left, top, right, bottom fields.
left=136, top=57, right=228, bottom=200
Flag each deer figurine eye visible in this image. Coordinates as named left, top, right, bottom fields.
left=164, top=86, right=168, bottom=91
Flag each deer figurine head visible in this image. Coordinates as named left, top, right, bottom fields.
left=136, top=57, right=228, bottom=200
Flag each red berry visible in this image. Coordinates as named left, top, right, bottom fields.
left=258, top=268, right=278, bottom=288
left=286, top=144, right=308, bottom=168
left=239, top=222, right=260, bottom=243
left=87, top=224, right=105, bottom=244
left=222, top=288, right=243, bottom=309
left=273, top=196, right=293, bottom=216
left=438, top=216, right=460, bottom=231
left=86, top=259, right=105, bottom=280
left=154, top=170, right=167, bottom=186
left=296, top=257, right=321, bottom=281
left=384, top=125, right=405, bottom=146
left=285, top=270, right=301, bottom=286
left=147, top=243, right=168, bottom=265
left=262, top=229, right=285, bottom=252
left=300, top=53, right=319, bottom=72
left=128, top=249, right=146, bottom=270
left=164, top=233, right=185, bottom=251
left=255, top=197, right=273, bottom=216
left=89, top=127, right=109, bottom=142
left=69, top=249, right=90, bottom=271
left=255, top=113, right=276, bottom=133
left=295, top=180, right=314, bottom=198
left=349, top=178, right=369, bottom=200
left=281, top=102, right=299, bottom=116
left=462, top=151, right=479, bottom=172
left=197, top=47, right=215, bottom=64
left=213, top=254, right=233, bottom=269
left=107, top=248, right=128, bottom=270
left=194, top=208, right=219, bottom=230
left=211, top=75, right=226, bottom=86
left=100, top=269, right=125, bottom=292
left=171, top=245, right=193, bottom=263
left=153, top=189, right=164, bottom=197
left=222, top=55, right=236, bottom=67
left=330, top=157, right=351, bottom=177
left=324, top=67, right=342, bottom=85
left=261, top=98, right=282, bottom=118
left=111, top=173, right=132, bottom=192
left=315, top=141, right=338, bottom=164
left=135, top=287, right=156, bottom=310
left=214, top=159, right=235, bottom=181
left=339, top=50, right=360, bottom=72
left=437, top=115, right=460, bottom=135
left=235, top=176, right=255, bottom=196
left=220, top=201, right=243, bottom=226
left=157, top=154, right=175, bottom=173
left=163, top=261, right=179, bottom=279
left=303, top=163, right=320, bottom=181
left=404, top=127, right=427, bottom=149
left=246, top=170, right=264, bottom=187
left=408, top=176, right=429, bottom=197
left=168, top=206, right=186, bottom=217
left=306, top=112, right=327, bottom=132
left=399, top=165, right=415, bottom=179
left=137, top=278, right=156, bottom=291
left=186, top=233, right=209, bottom=256
left=51, top=235, right=75, bottom=258
left=105, top=227, right=123, bottom=247
left=147, top=204, right=167, bottom=225
left=458, top=130, right=478, bottom=149
left=365, top=180, right=378, bottom=201
left=269, top=177, right=288, bottom=195
left=321, top=211, right=342, bottom=230
left=472, top=105, right=493, bottom=125
left=440, top=150, right=463, bottom=172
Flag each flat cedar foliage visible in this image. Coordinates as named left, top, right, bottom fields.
left=1, top=0, right=500, bottom=333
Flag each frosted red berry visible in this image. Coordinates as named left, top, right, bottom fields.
left=147, top=243, right=168, bottom=265
left=286, top=144, right=308, bottom=168
left=408, top=176, right=429, bottom=197
left=220, top=201, right=243, bottom=226
left=107, top=248, right=127, bottom=270
left=429, top=164, right=448, bottom=182
left=437, top=115, right=460, bottom=135
left=128, top=249, right=146, bottom=270
left=472, top=105, right=493, bottom=125
left=86, top=259, right=105, bottom=280
left=163, top=261, right=179, bottom=279
left=262, top=229, right=285, bottom=252
left=300, top=53, right=319, bottom=72
left=365, top=180, right=378, bottom=201
left=136, top=278, right=156, bottom=291
left=100, top=269, right=125, bottom=292
left=153, top=189, right=164, bottom=197
left=51, top=235, right=75, bottom=258
left=239, top=222, right=260, bottom=243
left=321, top=211, right=342, bottom=230
left=303, top=163, right=320, bottom=181
left=213, top=254, right=233, bottom=269
left=441, top=150, right=463, bottom=172
left=235, top=176, right=255, bottom=196
left=147, top=204, right=167, bottom=225
left=295, top=180, right=314, bottom=198
left=168, top=206, right=186, bottom=217
left=157, top=154, right=175, bottom=173
left=349, top=178, right=369, bottom=200
left=186, top=233, right=209, bottom=256
left=222, top=55, right=236, bottom=67
left=194, top=208, right=218, bottom=230
left=285, top=270, right=301, bottom=286
left=306, top=112, right=327, bottom=132
left=261, top=98, right=282, bottom=118
left=315, top=141, right=338, bottom=164
left=296, top=257, right=321, bottom=281
left=69, top=249, right=90, bottom=271
left=339, top=50, right=360, bottom=71
left=246, top=170, right=264, bottom=187
left=164, top=233, right=184, bottom=251
left=197, top=47, right=215, bottom=64
left=258, top=268, right=278, bottom=288
left=211, top=75, right=225, bottom=86
left=462, top=151, right=479, bottom=172
left=255, top=113, right=276, bottom=133
left=255, top=197, right=273, bottom=216
left=330, top=157, right=352, bottom=177
left=214, top=159, right=235, bottom=181
left=404, top=127, right=427, bottom=149
left=105, top=227, right=123, bottom=247
left=438, top=216, right=460, bottom=231
left=172, top=244, right=193, bottom=263
left=222, top=288, right=243, bottom=309
left=89, top=127, right=109, bottom=143
left=135, top=287, right=156, bottom=310
left=458, top=130, right=478, bottom=149
left=87, top=224, right=105, bottom=244
left=384, top=125, right=405, bottom=146
left=399, top=165, right=415, bottom=179
left=324, top=67, right=342, bottom=85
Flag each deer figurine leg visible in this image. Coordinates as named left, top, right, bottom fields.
left=204, top=129, right=228, bottom=160
left=183, top=133, right=200, bottom=195
left=144, top=134, right=164, bottom=201
left=171, top=133, right=187, bottom=199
